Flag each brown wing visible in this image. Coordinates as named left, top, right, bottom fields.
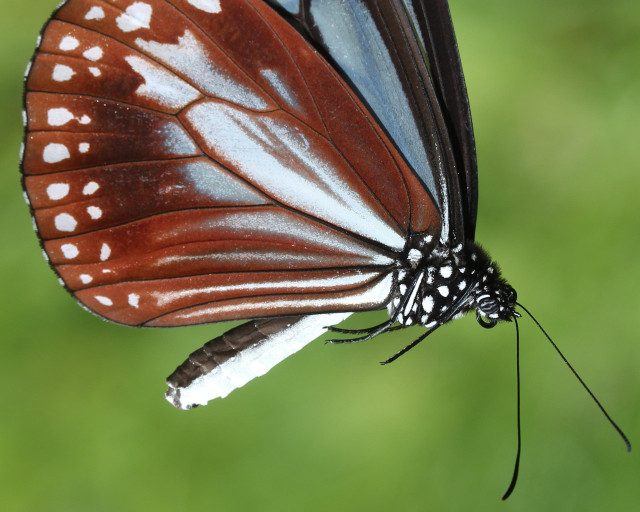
left=22, top=0, right=439, bottom=326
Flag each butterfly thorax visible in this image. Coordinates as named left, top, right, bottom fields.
left=391, top=241, right=517, bottom=330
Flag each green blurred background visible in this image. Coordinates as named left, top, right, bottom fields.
left=1, top=0, right=638, bottom=510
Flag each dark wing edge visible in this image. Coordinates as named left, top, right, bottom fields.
left=404, top=0, right=478, bottom=239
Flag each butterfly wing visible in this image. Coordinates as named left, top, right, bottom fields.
left=22, top=0, right=440, bottom=327
left=268, top=0, right=478, bottom=242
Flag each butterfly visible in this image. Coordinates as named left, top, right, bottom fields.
left=23, top=0, right=512, bottom=405
left=20, top=0, right=630, bottom=498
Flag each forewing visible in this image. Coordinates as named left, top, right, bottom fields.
left=268, top=0, right=478, bottom=242
left=22, top=0, right=439, bottom=326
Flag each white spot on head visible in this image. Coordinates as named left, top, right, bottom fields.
left=79, top=115, right=92, bottom=124
left=47, top=107, right=74, bottom=126
left=422, top=295, right=434, bottom=313
left=95, top=295, right=113, bottom=306
left=83, top=46, right=103, bottom=61
left=87, top=206, right=102, bottom=219
left=186, top=0, right=221, bottom=13
left=83, top=181, right=99, bottom=195
left=61, top=243, right=79, bottom=259
left=116, top=2, right=152, bottom=32
left=46, top=183, right=70, bottom=200
left=54, top=213, right=77, bottom=232
left=471, top=253, right=477, bottom=261
left=437, top=286, right=449, bottom=298
left=85, top=6, right=105, bottom=20
left=100, top=243, right=111, bottom=261
left=43, top=143, right=70, bottom=163
left=88, top=67, right=101, bottom=77
left=78, top=142, right=90, bottom=153
left=407, top=248, right=422, bottom=266
left=59, top=36, right=79, bottom=51
left=52, top=64, right=75, bottom=82
left=128, top=293, right=140, bottom=308
left=79, top=274, right=93, bottom=284
left=439, top=265, right=453, bottom=279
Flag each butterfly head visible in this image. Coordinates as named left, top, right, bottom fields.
left=472, top=276, right=517, bottom=328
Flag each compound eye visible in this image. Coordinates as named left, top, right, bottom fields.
left=478, top=296, right=499, bottom=315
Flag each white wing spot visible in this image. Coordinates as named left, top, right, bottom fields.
left=79, top=274, right=93, bottom=284
left=128, top=293, right=140, bottom=308
left=437, top=286, right=450, bottom=298
left=78, top=142, right=90, bottom=153
left=83, top=46, right=103, bottom=61
left=83, top=181, right=99, bottom=195
left=439, top=265, right=453, bottom=278
left=61, top=243, right=79, bottom=259
left=59, top=36, right=79, bottom=51
left=116, top=2, right=152, bottom=32
left=458, top=280, right=467, bottom=291
left=54, top=213, right=77, bottom=232
left=47, top=107, right=74, bottom=126
left=85, top=6, right=105, bottom=20
left=187, top=0, right=221, bottom=13
left=79, top=115, right=92, bottom=124
left=88, top=67, right=101, bottom=77
left=100, top=243, right=111, bottom=261
left=95, top=295, right=113, bottom=306
left=52, top=64, right=75, bottom=82
left=43, top=143, right=70, bottom=163
left=46, top=183, right=70, bottom=200
left=87, top=206, right=102, bottom=219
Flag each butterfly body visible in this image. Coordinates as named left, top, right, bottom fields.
left=392, top=242, right=516, bottom=330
